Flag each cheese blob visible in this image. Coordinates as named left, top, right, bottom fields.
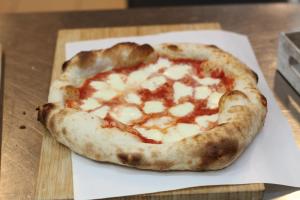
left=146, top=58, right=171, bottom=73
left=173, top=82, right=193, bottom=103
left=80, top=98, right=101, bottom=111
left=125, top=93, right=142, bottom=105
left=142, top=76, right=166, bottom=91
left=195, top=114, right=219, bottom=129
left=163, top=123, right=200, bottom=143
left=194, top=86, right=211, bottom=100
left=164, top=65, right=191, bottom=80
left=107, top=74, right=125, bottom=91
left=93, top=89, right=117, bottom=101
left=207, top=92, right=223, bottom=108
left=144, top=116, right=173, bottom=129
left=127, top=70, right=151, bottom=85
left=90, top=81, right=108, bottom=90
left=110, top=106, right=142, bottom=124
left=90, top=80, right=118, bottom=101
left=193, top=76, right=220, bottom=85
left=143, top=101, right=165, bottom=114
left=169, top=102, right=194, bottom=117
left=92, top=106, right=110, bottom=119
left=136, top=127, right=163, bottom=141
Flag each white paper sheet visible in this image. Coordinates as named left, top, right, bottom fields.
left=65, top=30, right=300, bottom=200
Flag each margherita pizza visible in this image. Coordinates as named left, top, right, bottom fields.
left=38, top=42, right=267, bottom=171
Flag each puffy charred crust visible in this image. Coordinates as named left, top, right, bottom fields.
left=225, top=90, right=248, bottom=99
left=77, top=51, right=98, bottom=69
left=64, top=85, right=80, bottom=100
left=62, top=42, right=157, bottom=72
left=152, top=160, right=175, bottom=170
left=200, top=138, right=239, bottom=170
left=117, top=152, right=142, bottom=166
left=250, top=69, right=259, bottom=83
left=103, top=42, right=157, bottom=67
left=259, top=93, right=267, bottom=107
left=165, top=44, right=181, bottom=52
left=206, top=44, right=219, bottom=49
left=64, top=51, right=99, bottom=71
left=219, top=90, right=248, bottom=109
left=37, top=103, right=55, bottom=126
left=62, top=60, right=70, bottom=72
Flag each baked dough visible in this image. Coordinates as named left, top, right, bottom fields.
left=38, top=43, right=267, bottom=171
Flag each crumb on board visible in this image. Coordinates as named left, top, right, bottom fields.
left=22, top=111, right=26, bottom=115
left=19, top=125, right=26, bottom=129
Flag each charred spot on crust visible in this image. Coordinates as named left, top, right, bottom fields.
left=250, top=69, right=259, bottom=83
left=200, top=138, right=239, bottom=169
left=130, top=44, right=154, bottom=60
left=259, top=93, right=267, bottom=107
left=37, top=103, right=55, bottom=126
left=63, top=50, right=98, bottom=71
left=152, top=160, right=174, bottom=170
left=62, top=60, right=70, bottom=72
left=104, top=42, right=156, bottom=67
left=166, top=44, right=181, bottom=52
left=85, top=142, right=95, bottom=155
left=117, top=153, right=142, bottom=166
left=77, top=51, right=97, bottom=68
left=207, top=44, right=219, bottom=49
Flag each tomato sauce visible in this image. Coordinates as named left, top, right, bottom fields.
left=138, top=81, right=174, bottom=107
left=65, top=57, right=234, bottom=144
left=177, top=99, right=219, bottom=123
left=102, top=115, right=162, bottom=144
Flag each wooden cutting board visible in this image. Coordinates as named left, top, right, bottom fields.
left=35, top=23, right=265, bottom=200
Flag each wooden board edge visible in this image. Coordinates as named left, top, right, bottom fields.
left=0, top=44, right=2, bottom=168
left=115, top=184, right=264, bottom=200
left=36, top=22, right=265, bottom=200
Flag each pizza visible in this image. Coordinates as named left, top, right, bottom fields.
left=38, top=42, right=267, bottom=171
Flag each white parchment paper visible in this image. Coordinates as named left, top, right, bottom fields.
left=65, top=30, right=300, bottom=200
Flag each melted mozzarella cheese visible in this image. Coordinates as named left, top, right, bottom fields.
left=173, top=82, right=193, bottom=103
left=110, top=106, right=142, bottom=124
left=93, top=89, right=117, bottom=101
left=125, top=93, right=141, bottom=105
left=207, top=92, right=223, bottom=108
left=143, top=101, right=165, bottom=114
left=163, top=123, right=200, bottom=143
left=90, top=80, right=118, bottom=101
left=193, top=76, right=220, bottom=85
left=107, top=74, right=125, bottom=91
left=196, top=114, right=219, bottom=129
left=141, top=76, right=166, bottom=91
left=90, top=81, right=108, bottom=90
left=164, top=65, right=191, bottom=80
left=169, top=102, right=194, bottom=117
left=144, top=116, right=173, bottom=129
left=92, top=105, right=110, bottom=119
left=136, top=127, right=163, bottom=141
left=194, top=86, right=211, bottom=100
left=146, top=58, right=171, bottom=73
left=80, top=98, right=101, bottom=111
left=127, top=70, right=151, bottom=85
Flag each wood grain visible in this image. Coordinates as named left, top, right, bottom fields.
left=35, top=22, right=264, bottom=200
left=0, top=44, right=2, bottom=166
left=0, top=0, right=127, bottom=13
left=1, top=4, right=300, bottom=200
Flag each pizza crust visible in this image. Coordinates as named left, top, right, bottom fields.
left=38, top=42, right=267, bottom=171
